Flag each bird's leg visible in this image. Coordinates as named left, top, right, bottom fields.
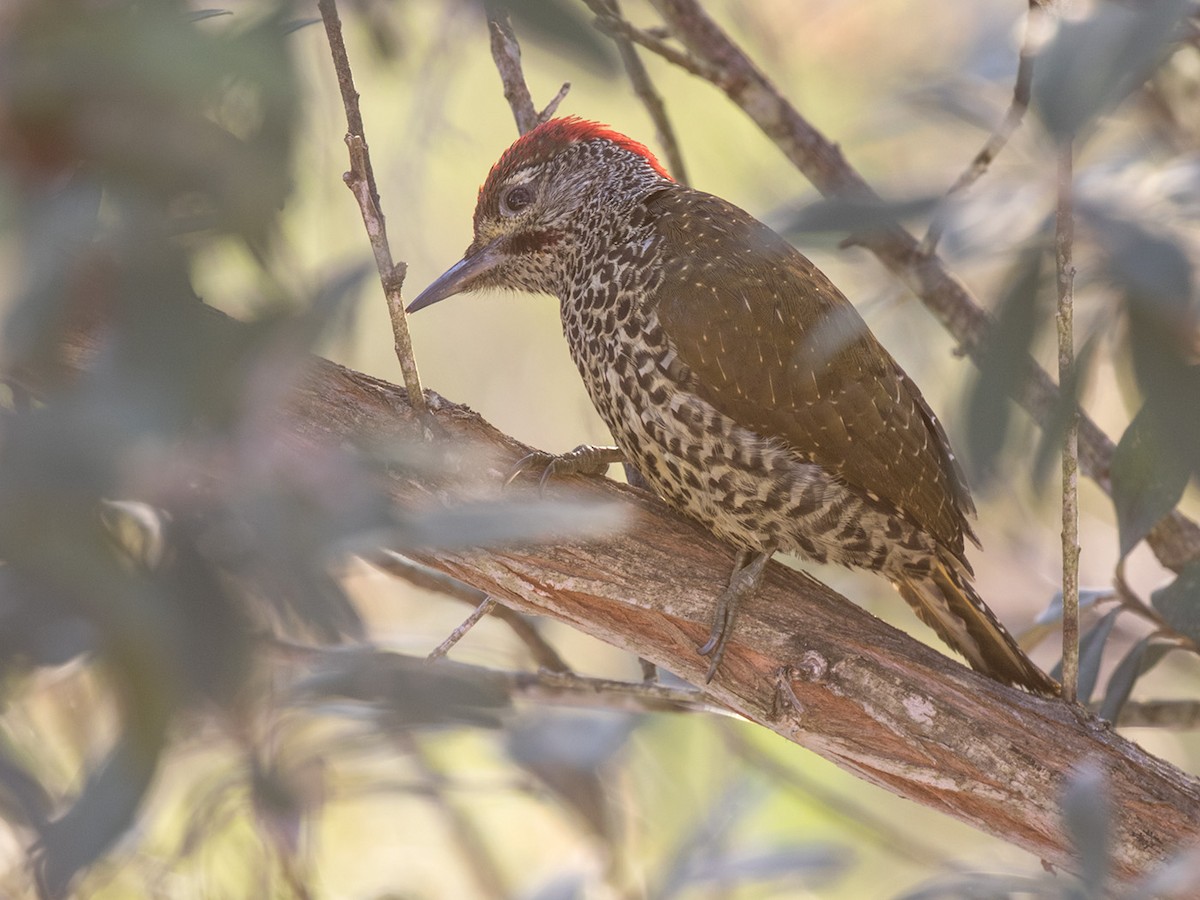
left=698, top=547, right=775, bottom=682
left=504, top=444, right=626, bottom=494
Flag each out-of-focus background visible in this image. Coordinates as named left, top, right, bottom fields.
left=2, top=0, right=1200, bottom=896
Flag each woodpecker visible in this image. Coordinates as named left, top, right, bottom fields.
left=409, top=117, right=1056, bottom=694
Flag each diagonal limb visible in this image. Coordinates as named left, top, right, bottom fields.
left=698, top=547, right=775, bottom=682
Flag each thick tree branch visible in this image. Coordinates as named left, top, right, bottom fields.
left=644, top=0, right=1200, bottom=573
left=52, top=316, right=1200, bottom=883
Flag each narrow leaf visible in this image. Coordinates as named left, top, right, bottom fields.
left=1111, top=405, right=1190, bottom=558
left=1097, top=637, right=1167, bottom=723
left=1053, top=607, right=1121, bottom=704
left=1062, top=763, right=1111, bottom=898
left=1151, top=561, right=1200, bottom=645
left=779, top=195, right=941, bottom=237
left=965, top=248, right=1045, bottom=486
left=1032, top=0, right=1190, bottom=143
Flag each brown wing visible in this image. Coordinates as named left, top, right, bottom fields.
left=646, top=188, right=976, bottom=560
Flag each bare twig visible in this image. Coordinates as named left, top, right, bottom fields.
left=1057, top=144, right=1080, bottom=703
left=591, top=12, right=719, bottom=80
left=538, top=81, right=572, bottom=123
left=584, top=0, right=689, bottom=184
left=373, top=551, right=572, bottom=673
left=51, top=309, right=1200, bottom=881
left=485, top=4, right=539, bottom=134
left=317, top=0, right=427, bottom=417
left=922, top=0, right=1043, bottom=253
left=644, top=0, right=1200, bottom=574
left=427, top=596, right=499, bottom=661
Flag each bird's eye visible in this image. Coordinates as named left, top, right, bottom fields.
left=500, top=185, right=534, bottom=216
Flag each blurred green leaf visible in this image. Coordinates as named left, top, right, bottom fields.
left=1087, top=206, right=1200, bottom=483
left=1097, top=637, right=1171, bottom=724
left=1031, top=328, right=1100, bottom=489
left=1032, top=0, right=1190, bottom=143
left=187, top=9, right=232, bottom=22
left=1111, top=404, right=1191, bottom=559
left=1, top=176, right=102, bottom=374
left=684, top=846, right=851, bottom=890
left=779, top=196, right=940, bottom=238
left=0, top=745, right=54, bottom=832
left=36, top=697, right=170, bottom=899
left=3, top=0, right=299, bottom=242
left=1062, top=763, right=1110, bottom=898
left=1036, top=588, right=1113, bottom=626
left=1052, top=606, right=1121, bottom=704
left=897, top=872, right=1060, bottom=899
left=1088, top=206, right=1193, bottom=306
left=296, top=651, right=512, bottom=730
left=966, top=247, right=1045, bottom=486
left=524, top=873, right=588, bottom=900
left=507, top=713, right=638, bottom=841
left=1151, top=560, right=1200, bottom=645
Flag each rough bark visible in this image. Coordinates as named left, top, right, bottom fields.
left=54, top=321, right=1200, bottom=883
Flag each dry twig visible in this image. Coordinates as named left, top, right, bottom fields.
left=1056, top=143, right=1080, bottom=702
left=485, top=4, right=539, bottom=134
left=375, top=551, right=572, bottom=673
left=427, top=596, right=499, bottom=661
left=317, top=0, right=427, bottom=417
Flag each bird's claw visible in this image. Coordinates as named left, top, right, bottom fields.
left=503, top=445, right=624, bottom=496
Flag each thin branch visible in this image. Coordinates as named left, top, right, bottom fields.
left=644, top=0, right=1200, bottom=574
left=427, top=596, right=498, bottom=661
left=921, top=0, right=1043, bottom=253
left=1057, top=143, right=1080, bottom=703
left=485, top=4, right=539, bottom=134
left=373, top=551, right=572, bottom=673
left=584, top=0, right=689, bottom=184
left=538, top=82, right=572, bottom=123
left=591, top=12, right=719, bottom=80
left=317, top=0, right=427, bottom=417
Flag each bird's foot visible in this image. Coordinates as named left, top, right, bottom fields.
left=504, top=444, right=625, bottom=495
left=698, top=549, right=774, bottom=683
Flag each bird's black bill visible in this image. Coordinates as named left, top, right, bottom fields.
left=406, top=242, right=502, bottom=313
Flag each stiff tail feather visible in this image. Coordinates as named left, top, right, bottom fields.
left=895, top=560, right=1058, bottom=696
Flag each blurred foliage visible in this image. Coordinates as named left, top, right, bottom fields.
left=1, top=0, right=1200, bottom=898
